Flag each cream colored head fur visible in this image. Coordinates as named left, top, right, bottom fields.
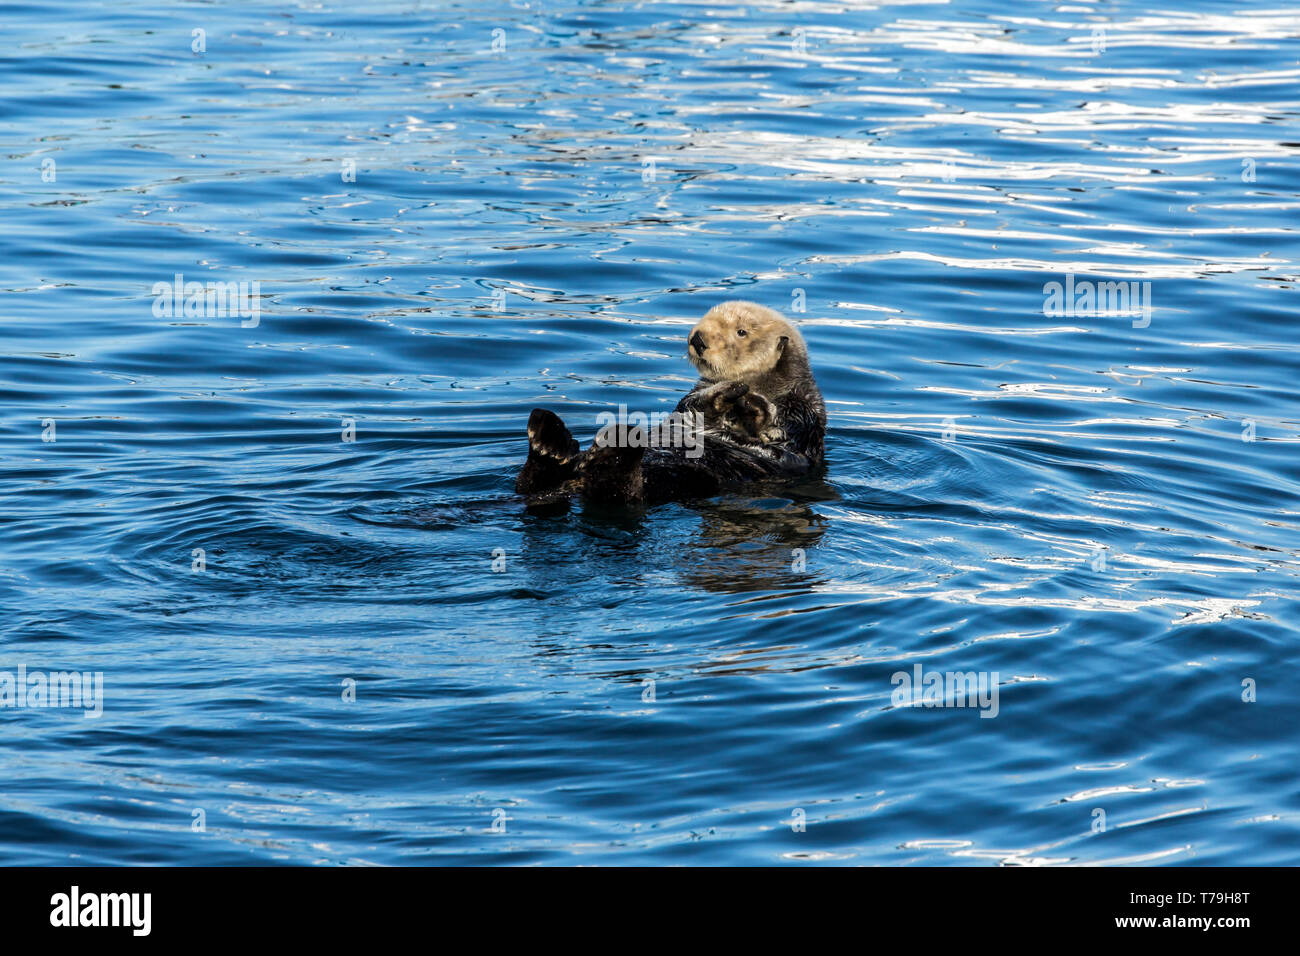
left=686, top=301, right=807, bottom=385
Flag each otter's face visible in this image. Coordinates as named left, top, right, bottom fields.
left=687, top=302, right=792, bottom=383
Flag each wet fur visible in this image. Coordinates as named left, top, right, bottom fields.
left=516, top=301, right=827, bottom=504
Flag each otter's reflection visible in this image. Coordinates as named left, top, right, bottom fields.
left=509, top=478, right=844, bottom=691
left=676, top=480, right=835, bottom=595
left=515, top=477, right=836, bottom=596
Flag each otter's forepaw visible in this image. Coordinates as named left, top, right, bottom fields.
left=720, top=392, right=782, bottom=444
left=689, top=380, right=749, bottom=424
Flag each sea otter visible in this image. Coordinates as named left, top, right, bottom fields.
left=515, top=301, right=826, bottom=504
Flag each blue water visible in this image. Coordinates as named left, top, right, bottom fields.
left=2, top=0, right=1297, bottom=866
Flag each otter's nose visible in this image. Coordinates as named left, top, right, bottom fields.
left=690, top=330, right=707, bottom=354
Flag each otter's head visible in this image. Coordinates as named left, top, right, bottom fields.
left=686, top=301, right=806, bottom=385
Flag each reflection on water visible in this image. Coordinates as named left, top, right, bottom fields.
left=1, top=0, right=1298, bottom=864
left=680, top=489, right=834, bottom=595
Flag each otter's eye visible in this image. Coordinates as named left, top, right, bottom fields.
left=736, top=329, right=748, bottom=337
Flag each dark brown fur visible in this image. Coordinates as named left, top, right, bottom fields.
left=516, top=302, right=826, bottom=505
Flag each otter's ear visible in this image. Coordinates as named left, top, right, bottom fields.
left=777, top=335, right=789, bottom=354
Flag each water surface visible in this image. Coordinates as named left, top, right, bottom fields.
left=1, top=0, right=1298, bottom=864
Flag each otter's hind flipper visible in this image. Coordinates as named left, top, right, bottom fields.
left=579, top=426, right=647, bottom=503
left=515, top=408, right=581, bottom=494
